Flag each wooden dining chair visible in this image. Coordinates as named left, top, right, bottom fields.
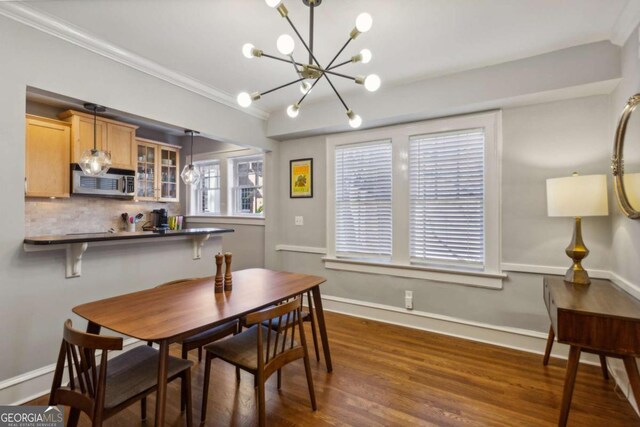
left=150, top=278, right=238, bottom=361
left=50, top=319, right=193, bottom=427
left=200, top=296, right=317, bottom=426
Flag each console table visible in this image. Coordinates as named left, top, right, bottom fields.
left=543, top=275, right=640, bottom=426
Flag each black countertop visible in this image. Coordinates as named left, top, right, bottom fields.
left=24, top=228, right=234, bottom=245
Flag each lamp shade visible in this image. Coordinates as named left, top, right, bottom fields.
left=546, top=174, right=608, bottom=217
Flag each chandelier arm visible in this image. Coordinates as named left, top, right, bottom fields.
left=327, top=60, right=352, bottom=70
left=325, top=38, right=353, bottom=70
left=296, top=75, right=323, bottom=106
left=261, top=77, right=306, bottom=96
left=308, top=66, right=355, bottom=81
left=284, top=15, right=322, bottom=66
left=323, top=73, right=349, bottom=111
left=288, top=54, right=303, bottom=76
left=309, top=2, right=314, bottom=65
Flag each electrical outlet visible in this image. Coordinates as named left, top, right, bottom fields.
left=404, top=290, right=413, bottom=310
left=295, top=216, right=304, bottom=226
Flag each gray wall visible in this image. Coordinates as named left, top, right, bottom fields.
left=268, top=95, right=612, bottom=333
left=0, top=16, right=267, bottom=386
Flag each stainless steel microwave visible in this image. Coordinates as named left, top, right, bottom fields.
left=72, top=166, right=135, bottom=198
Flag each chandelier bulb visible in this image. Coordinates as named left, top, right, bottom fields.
left=265, top=0, right=282, bottom=7
left=364, top=74, right=381, bottom=92
left=287, top=103, right=300, bottom=118
left=300, top=81, right=312, bottom=94
left=277, top=34, right=295, bottom=55
left=242, top=43, right=256, bottom=59
left=237, top=92, right=252, bottom=108
left=360, top=49, right=372, bottom=64
left=355, top=13, right=373, bottom=33
left=346, top=109, right=362, bottom=129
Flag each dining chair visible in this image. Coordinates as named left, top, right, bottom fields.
left=200, top=296, right=317, bottom=427
left=149, top=278, right=238, bottom=362
left=49, top=319, right=193, bottom=427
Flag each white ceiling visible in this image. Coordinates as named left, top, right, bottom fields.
left=22, top=0, right=634, bottom=114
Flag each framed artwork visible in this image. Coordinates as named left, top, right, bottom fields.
left=290, top=158, right=313, bottom=198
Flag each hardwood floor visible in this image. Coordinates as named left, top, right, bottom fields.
left=30, top=311, right=640, bottom=426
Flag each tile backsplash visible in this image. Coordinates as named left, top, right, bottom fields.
left=25, top=196, right=180, bottom=236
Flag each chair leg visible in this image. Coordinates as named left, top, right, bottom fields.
left=303, top=352, right=317, bottom=411
left=141, top=397, right=147, bottom=420
left=184, top=368, right=193, bottom=427
left=182, top=345, right=188, bottom=360
left=277, top=369, right=282, bottom=390
left=543, top=325, right=554, bottom=366
left=307, top=291, right=321, bottom=362
left=257, top=372, right=266, bottom=427
left=181, top=370, right=186, bottom=412
left=236, top=366, right=241, bottom=382
left=67, top=408, right=80, bottom=427
left=198, top=346, right=202, bottom=362
left=200, top=353, right=213, bottom=424
left=599, top=355, right=609, bottom=380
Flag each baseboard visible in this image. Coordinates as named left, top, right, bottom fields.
left=0, top=338, right=141, bottom=405
left=319, top=294, right=599, bottom=364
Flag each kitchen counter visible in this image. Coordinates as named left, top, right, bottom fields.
left=24, top=227, right=233, bottom=245
left=24, top=227, right=234, bottom=278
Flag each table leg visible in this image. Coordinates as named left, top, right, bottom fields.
left=155, top=340, right=169, bottom=427
left=543, top=325, right=555, bottom=366
left=311, top=285, right=333, bottom=373
left=558, top=345, right=581, bottom=427
left=622, top=356, right=640, bottom=408
left=86, top=321, right=101, bottom=335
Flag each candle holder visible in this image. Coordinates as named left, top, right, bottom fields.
left=224, top=252, right=233, bottom=291
left=214, top=253, right=224, bottom=293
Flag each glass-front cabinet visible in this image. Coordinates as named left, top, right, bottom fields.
left=135, top=138, right=180, bottom=202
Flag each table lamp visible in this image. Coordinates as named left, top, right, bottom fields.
left=546, top=173, right=608, bottom=285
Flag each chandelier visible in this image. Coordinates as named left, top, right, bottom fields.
left=237, top=0, right=379, bottom=129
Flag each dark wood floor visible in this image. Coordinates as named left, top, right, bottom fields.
left=30, top=311, right=640, bottom=426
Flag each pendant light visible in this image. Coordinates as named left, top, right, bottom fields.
left=78, top=103, right=111, bottom=176
left=181, top=130, right=201, bottom=185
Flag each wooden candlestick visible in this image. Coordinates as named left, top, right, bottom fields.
left=214, top=253, right=224, bottom=293
left=224, top=252, right=233, bottom=291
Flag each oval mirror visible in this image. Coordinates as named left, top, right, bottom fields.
left=613, top=94, right=640, bottom=218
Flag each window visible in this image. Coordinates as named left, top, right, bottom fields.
left=192, top=161, right=221, bottom=214
left=326, top=112, right=502, bottom=288
left=233, top=157, right=264, bottom=215
left=335, top=141, right=392, bottom=259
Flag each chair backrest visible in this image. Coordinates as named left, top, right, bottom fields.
left=245, top=297, right=307, bottom=369
left=49, top=320, right=123, bottom=418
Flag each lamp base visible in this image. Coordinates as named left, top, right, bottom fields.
left=564, top=217, right=591, bottom=285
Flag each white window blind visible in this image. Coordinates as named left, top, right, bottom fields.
left=335, top=141, right=392, bottom=258
left=195, top=162, right=220, bottom=214
left=409, top=129, right=485, bottom=268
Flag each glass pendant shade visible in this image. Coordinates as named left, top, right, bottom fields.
left=181, top=164, right=201, bottom=185
left=79, top=149, right=112, bottom=177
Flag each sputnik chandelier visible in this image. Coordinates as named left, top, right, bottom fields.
left=237, top=0, right=380, bottom=128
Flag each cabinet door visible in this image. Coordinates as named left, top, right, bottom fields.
left=158, top=147, right=179, bottom=202
left=107, top=123, right=136, bottom=170
left=25, top=117, right=71, bottom=198
left=71, top=116, right=107, bottom=163
left=136, top=141, right=158, bottom=201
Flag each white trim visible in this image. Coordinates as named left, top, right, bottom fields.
left=320, top=294, right=600, bottom=365
left=0, top=2, right=268, bottom=120
left=275, top=244, right=327, bottom=254
left=0, top=338, right=141, bottom=406
left=323, top=257, right=505, bottom=289
left=610, top=271, right=640, bottom=300
left=187, top=216, right=265, bottom=226
left=501, top=262, right=611, bottom=279
left=611, top=1, right=640, bottom=46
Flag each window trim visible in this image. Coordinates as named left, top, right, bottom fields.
left=231, top=155, right=265, bottom=217
left=193, top=160, right=221, bottom=215
left=325, top=111, right=503, bottom=289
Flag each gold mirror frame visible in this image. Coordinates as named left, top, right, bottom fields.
left=613, top=93, right=640, bottom=219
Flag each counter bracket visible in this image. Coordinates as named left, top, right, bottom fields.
left=67, top=242, right=88, bottom=278
left=193, top=234, right=210, bottom=260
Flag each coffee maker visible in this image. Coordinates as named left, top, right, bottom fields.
left=148, top=209, right=169, bottom=230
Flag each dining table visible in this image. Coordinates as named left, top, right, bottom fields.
left=72, top=268, right=332, bottom=426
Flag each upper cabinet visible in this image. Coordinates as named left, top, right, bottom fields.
left=59, top=110, right=138, bottom=171
left=25, top=115, right=71, bottom=198
left=136, top=138, right=180, bottom=202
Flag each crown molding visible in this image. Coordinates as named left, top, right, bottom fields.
left=0, top=2, right=269, bottom=120
left=611, top=0, right=640, bottom=46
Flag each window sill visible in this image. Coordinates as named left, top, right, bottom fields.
left=186, top=215, right=265, bottom=226
left=322, top=257, right=506, bottom=289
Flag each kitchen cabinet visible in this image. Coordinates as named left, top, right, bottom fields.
left=59, top=110, right=138, bottom=171
left=25, top=115, right=71, bottom=198
left=136, top=138, right=180, bottom=202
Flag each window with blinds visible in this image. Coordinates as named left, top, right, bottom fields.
left=409, top=128, right=485, bottom=268
left=335, top=141, right=392, bottom=259
left=195, top=162, right=220, bottom=214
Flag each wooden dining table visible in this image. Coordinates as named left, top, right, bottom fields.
left=73, top=268, right=332, bottom=426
